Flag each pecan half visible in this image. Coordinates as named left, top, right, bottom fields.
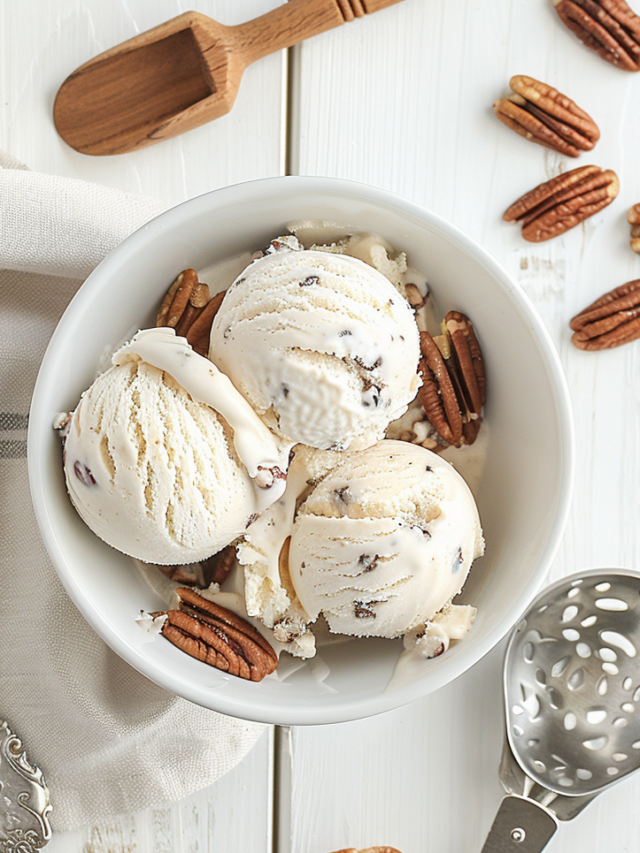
left=570, top=279, right=640, bottom=350
left=494, top=75, right=599, bottom=157
left=157, top=545, right=236, bottom=588
left=553, top=0, right=640, bottom=71
left=419, top=331, right=463, bottom=447
left=156, top=269, right=210, bottom=333
left=503, top=165, right=619, bottom=242
left=418, top=313, right=486, bottom=448
left=156, top=270, right=227, bottom=357
left=628, top=203, right=640, bottom=253
left=185, top=289, right=226, bottom=356
left=158, top=588, right=278, bottom=681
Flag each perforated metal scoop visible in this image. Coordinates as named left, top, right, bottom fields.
left=481, top=569, right=640, bottom=853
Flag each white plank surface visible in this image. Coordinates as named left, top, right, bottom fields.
left=0, top=2, right=283, bottom=851
left=0, top=0, right=286, bottom=207
left=4, top=0, right=640, bottom=851
left=289, top=0, right=640, bottom=851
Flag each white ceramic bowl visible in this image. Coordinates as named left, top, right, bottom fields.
left=28, top=177, right=574, bottom=725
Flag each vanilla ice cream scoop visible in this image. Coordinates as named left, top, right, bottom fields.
left=288, top=440, right=484, bottom=639
left=64, top=328, right=291, bottom=564
left=209, top=249, right=420, bottom=451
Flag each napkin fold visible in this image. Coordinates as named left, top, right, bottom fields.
left=0, top=153, right=265, bottom=830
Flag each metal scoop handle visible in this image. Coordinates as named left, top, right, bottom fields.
left=481, top=795, right=557, bottom=853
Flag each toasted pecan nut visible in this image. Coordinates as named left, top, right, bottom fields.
left=417, top=313, right=486, bottom=448
left=161, top=588, right=278, bottom=681
left=553, top=0, right=640, bottom=71
left=156, top=269, right=199, bottom=327
left=444, top=311, right=486, bottom=416
left=494, top=76, right=599, bottom=157
left=157, top=545, right=236, bottom=589
left=503, top=165, right=619, bottom=242
left=419, top=331, right=463, bottom=447
left=159, top=588, right=278, bottom=681
left=186, top=289, right=227, bottom=356
left=628, top=203, right=640, bottom=253
left=570, top=279, right=640, bottom=350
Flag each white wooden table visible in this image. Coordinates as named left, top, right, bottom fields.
left=3, top=1, right=640, bottom=850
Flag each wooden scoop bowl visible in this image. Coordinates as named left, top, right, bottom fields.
left=54, top=0, right=404, bottom=156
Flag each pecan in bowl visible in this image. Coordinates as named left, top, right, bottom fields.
left=156, top=545, right=236, bottom=589
left=156, top=588, right=278, bottom=682
left=628, top=203, right=640, bottom=253
left=553, top=0, right=640, bottom=71
left=503, top=165, right=619, bottom=242
left=494, top=75, right=599, bottom=157
left=570, top=279, right=640, bottom=350
left=157, top=268, right=227, bottom=356
left=418, top=311, right=486, bottom=448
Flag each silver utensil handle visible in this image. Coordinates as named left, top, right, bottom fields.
left=481, top=795, right=558, bottom=853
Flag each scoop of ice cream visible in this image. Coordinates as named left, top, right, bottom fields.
left=64, top=329, right=291, bottom=565
left=237, top=444, right=343, bottom=659
left=209, top=249, right=420, bottom=451
left=288, top=440, right=484, bottom=639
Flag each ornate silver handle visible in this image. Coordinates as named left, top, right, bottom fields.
left=481, top=796, right=558, bottom=853
left=0, top=720, right=52, bottom=850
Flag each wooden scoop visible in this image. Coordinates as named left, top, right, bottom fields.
left=54, top=0, right=404, bottom=156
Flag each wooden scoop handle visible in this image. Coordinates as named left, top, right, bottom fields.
left=234, top=0, right=405, bottom=65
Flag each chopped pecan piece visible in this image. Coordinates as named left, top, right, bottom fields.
left=553, top=0, right=640, bottom=71
left=158, top=588, right=278, bottom=681
left=157, top=545, right=236, bottom=589
left=628, top=203, right=640, bottom=253
left=404, top=283, right=427, bottom=309
left=494, top=75, right=599, bottom=157
left=570, top=279, right=640, bottom=350
left=503, top=165, right=619, bottom=242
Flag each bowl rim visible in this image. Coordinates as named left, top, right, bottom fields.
left=28, top=175, right=575, bottom=725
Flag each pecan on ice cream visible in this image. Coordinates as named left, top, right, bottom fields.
left=570, top=279, right=640, bottom=350
left=494, top=75, right=600, bottom=157
left=503, top=165, right=619, bottom=242
left=157, top=588, right=278, bottom=681
left=553, top=0, right=640, bottom=71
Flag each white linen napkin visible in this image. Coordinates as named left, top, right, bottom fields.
left=0, top=153, right=265, bottom=831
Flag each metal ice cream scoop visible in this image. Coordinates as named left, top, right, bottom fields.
left=481, top=569, right=640, bottom=853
